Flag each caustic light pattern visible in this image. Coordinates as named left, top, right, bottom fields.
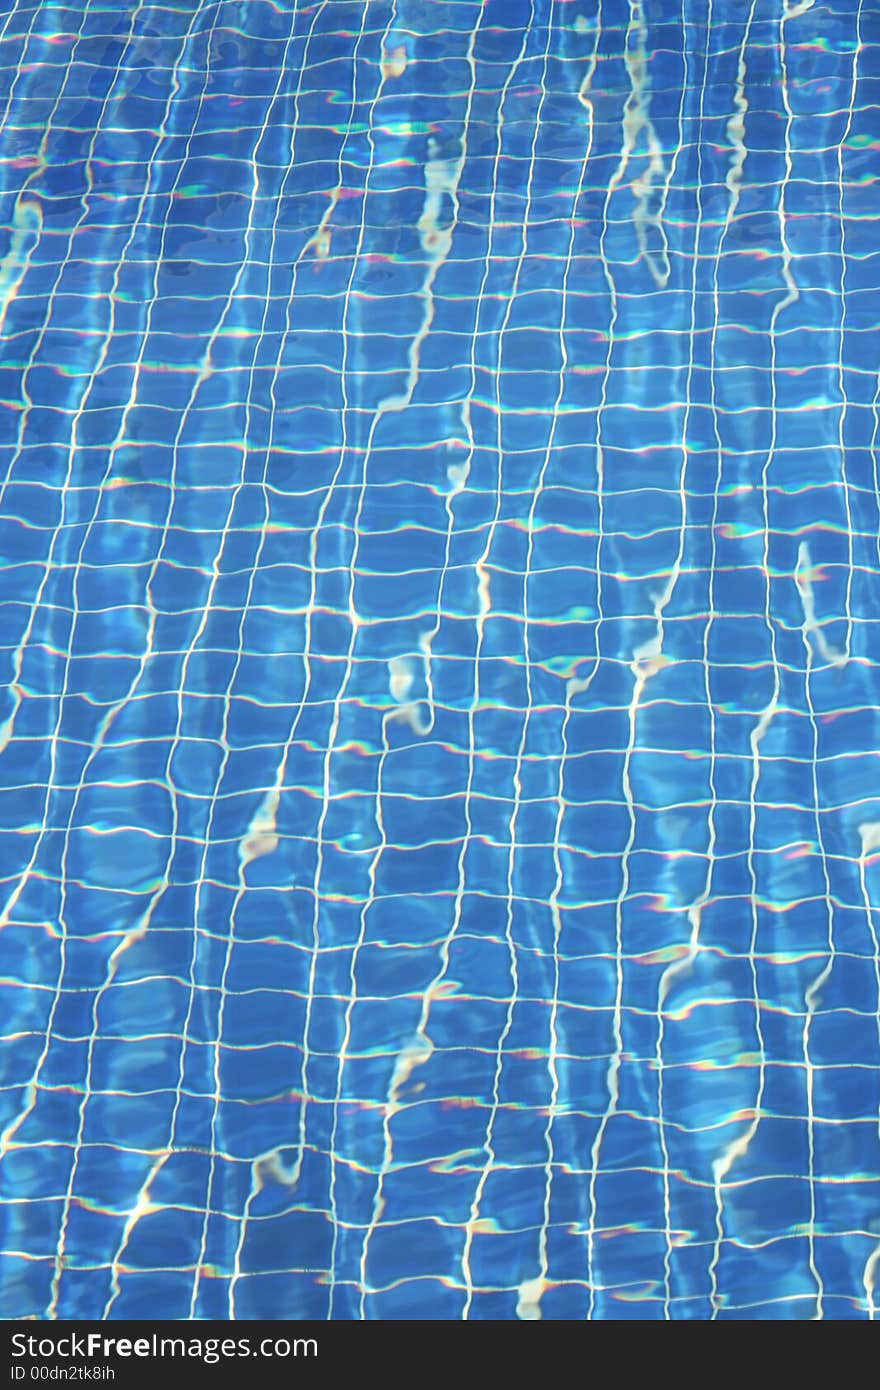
left=1, top=0, right=879, bottom=1321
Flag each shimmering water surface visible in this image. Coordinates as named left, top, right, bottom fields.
left=1, top=0, right=879, bottom=1321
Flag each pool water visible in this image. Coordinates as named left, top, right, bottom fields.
left=1, top=0, right=879, bottom=1320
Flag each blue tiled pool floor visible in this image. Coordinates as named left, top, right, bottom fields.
left=0, top=0, right=879, bottom=1320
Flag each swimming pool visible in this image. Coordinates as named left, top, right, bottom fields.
left=0, top=0, right=878, bottom=1321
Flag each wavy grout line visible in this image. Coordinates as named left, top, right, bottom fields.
left=456, top=10, right=557, bottom=1320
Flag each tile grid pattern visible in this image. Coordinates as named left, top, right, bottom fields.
left=0, top=0, right=879, bottom=1319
